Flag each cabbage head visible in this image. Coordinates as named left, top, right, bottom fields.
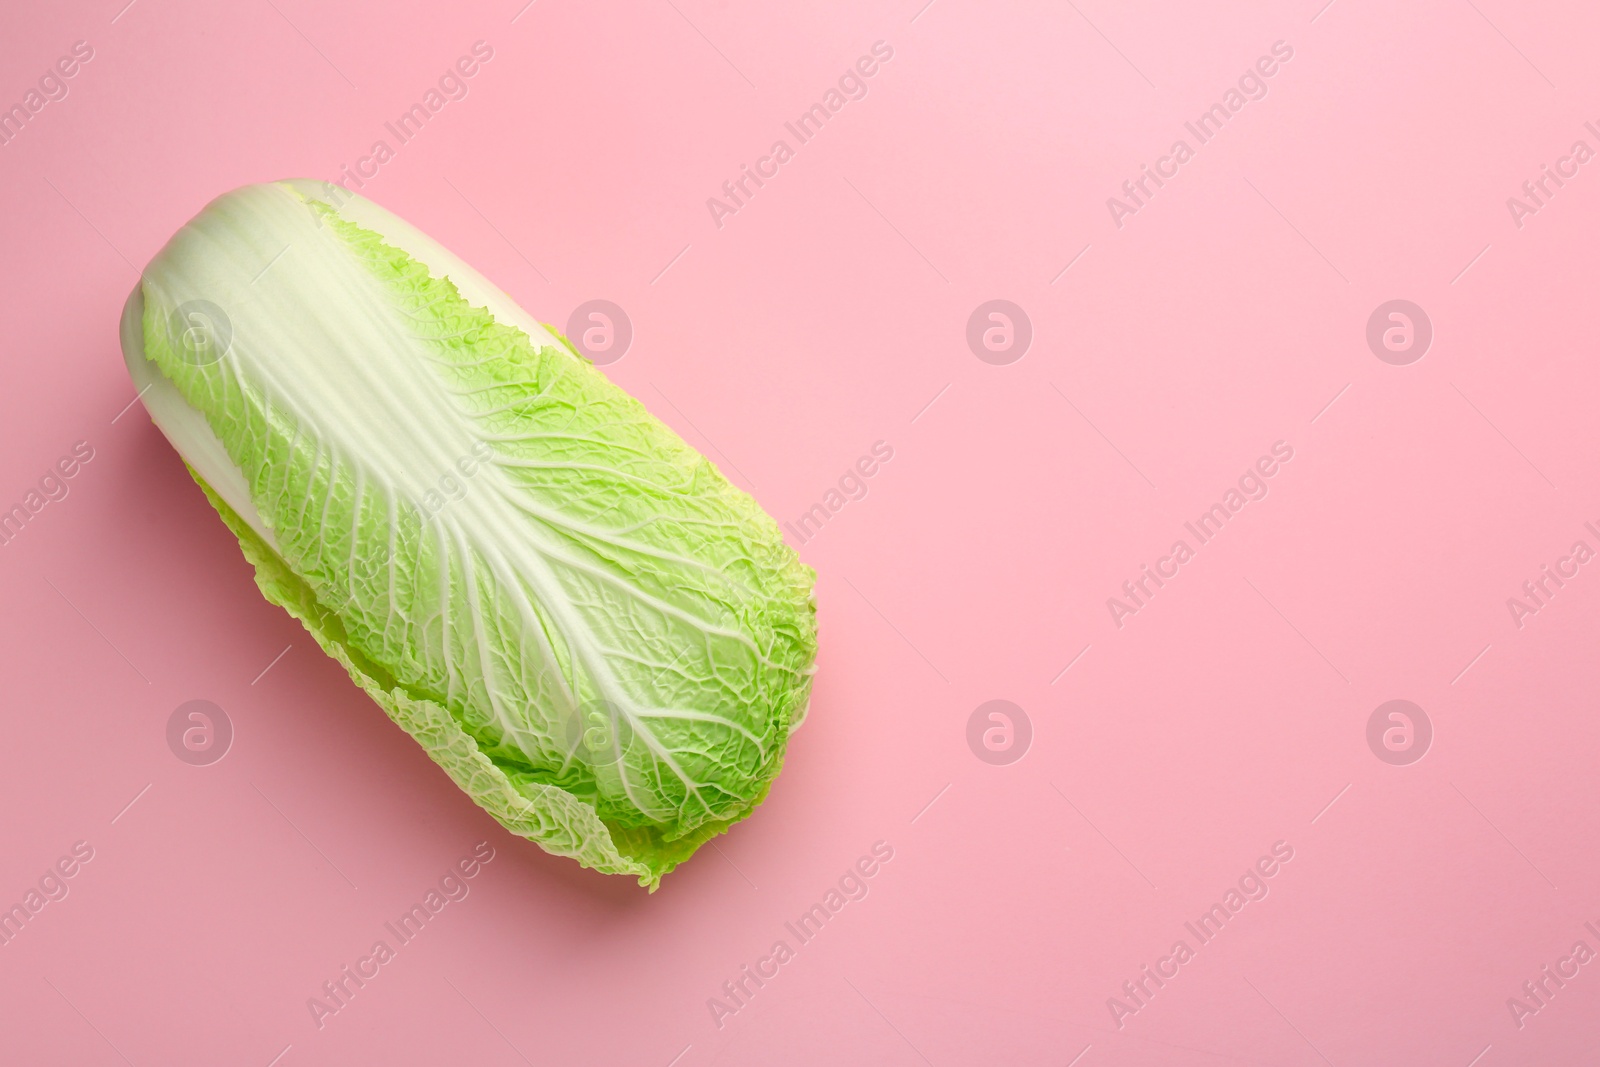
left=121, top=180, right=817, bottom=889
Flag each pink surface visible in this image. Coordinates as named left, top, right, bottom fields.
left=3, top=0, right=1599, bottom=1063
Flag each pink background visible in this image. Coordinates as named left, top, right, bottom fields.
left=3, top=0, right=1600, bottom=1063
